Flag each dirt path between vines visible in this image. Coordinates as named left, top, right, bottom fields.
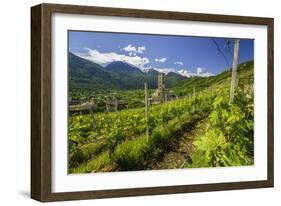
left=149, top=118, right=208, bottom=170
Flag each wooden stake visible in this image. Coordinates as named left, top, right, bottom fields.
left=230, top=39, right=240, bottom=102
left=193, top=86, right=196, bottom=112
left=145, top=83, right=149, bottom=141
left=115, top=98, right=118, bottom=112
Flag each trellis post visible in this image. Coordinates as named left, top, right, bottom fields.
left=230, top=39, right=240, bottom=102
left=144, top=83, right=149, bottom=141
left=193, top=86, right=196, bottom=112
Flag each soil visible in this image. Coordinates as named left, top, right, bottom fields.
left=148, top=119, right=207, bottom=170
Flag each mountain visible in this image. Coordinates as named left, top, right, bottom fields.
left=68, top=53, right=187, bottom=91
left=146, top=69, right=159, bottom=75
left=105, top=61, right=142, bottom=74
left=164, top=72, right=187, bottom=88
left=68, top=52, right=116, bottom=89
left=166, top=71, right=187, bottom=80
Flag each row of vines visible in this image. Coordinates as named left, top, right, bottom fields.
left=69, top=82, right=254, bottom=173
left=185, top=87, right=254, bottom=168
left=68, top=90, right=216, bottom=172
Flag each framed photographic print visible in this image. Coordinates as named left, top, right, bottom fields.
left=31, top=3, right=274, bottom=202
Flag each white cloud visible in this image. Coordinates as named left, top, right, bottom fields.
left=178, top=69, right=201, bottom=77
left=178, top=68, right=214, bottom=77
left=137, top=46, right=146, bottom=54
left=174, top=61, right=184, bottom=66
left=197, top=67, right=203, bottom=74
left=74, top=48, right=214, bottom=77
left=155, top=58, right=167, bottom=63
left=152, top=66, right=213, bottom=77
left=197, top=72, right=214, bottom=77
left=153, top=67, right=176, bottom=74
left=122, top=44, right=146, bottom=55
left=122, top=44, right=137, bottom=53
left=76, top=48, right=149, bottom=70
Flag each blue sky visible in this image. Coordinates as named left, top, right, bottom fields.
left=69, top=30, right=254, bottom=77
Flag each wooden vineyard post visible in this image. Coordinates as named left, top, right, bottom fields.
left=114, top=97, right=119, bottom=121
left=106, top=100, right=109, bottom=113
left=90, top=109, right=95, bottom=125
left=115, top=97, right=118, bottom=112
left=90, top=111, right=100, bottom=136
left=144, top=83, right=149, bottom=142
left=230, top=39, right=240, bottom=102
left=193, top=86, right=196, bottom=112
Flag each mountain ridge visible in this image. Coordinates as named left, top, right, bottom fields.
left=68, top=52, right=187, bottom=91
left=105, top=61, right=143, bottom=74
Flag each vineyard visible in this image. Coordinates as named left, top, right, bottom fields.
left=68, top=60, right=254, bottom=173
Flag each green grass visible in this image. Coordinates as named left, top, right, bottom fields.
left=70, top=151, right=112, bottom=173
